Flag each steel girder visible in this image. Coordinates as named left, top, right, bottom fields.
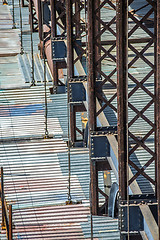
left=87, top=0, right=117, bottom=216
left=87, top=0, right=160, bottom=239
left=157, top=0, right=160, bottom=237
left=28, top=0, right=66, bottom=87
left=28, top=0, right=160, bottom=239
left=116, top=1, right=159, bottom=239
left=66, top=0, right=87, bottom=146
left=88, top=1, right=159, bottom=239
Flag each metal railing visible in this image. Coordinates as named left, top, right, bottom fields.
left=1, top=167, right=13, bottom=240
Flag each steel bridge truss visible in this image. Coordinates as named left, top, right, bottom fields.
left=66, top=0, right=87, bottom=146
left=27, top=0, right=160, bottom=239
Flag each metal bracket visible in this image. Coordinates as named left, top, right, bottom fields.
left=119, top=204, right=144, bottom=233
left=91, top=126, right=117, bottom=136
left=52, top=37, right=67, bottom=61
left=69, top=76, right=87, bottom=82
left=90, top=134, right=110, bottom=160
left=119, top=194, right=157, bottom=233
left=69, top=81, right=86, bottom=103
left=128, top=194, right=157, bottom=205
left=51, top=85, right=66, bottom=94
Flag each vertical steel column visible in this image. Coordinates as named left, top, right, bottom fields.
left=29, top=0, right=38, bottom=32
left=29, top=0, right=34, bottom=32
left=21, top=0, right=25, bottom=7
left=87, top=0, right=98, bottom=215
left=19, top=0, right=24, bottom=54
left=66, top=0, right=76, bottom=143
left=87, top=0, right=96, bottom=132
left=30, top=25, right=35, bottom=86
left=1, top=167, right=4, bottom=228
left=9, top=205, right=12, bottom=240
left=50, top=0, right=58, bottom=86
left=94, top=0, right=101, bottom=76
left=156, top=0, right=160, bottom=237
left=87, top=0, right=100, bottom=129
left=50, top=0, right=56, bottom=37
left=66, top=0, right=87, bottom=145
left=37, top=0, right=43, bottom=42
left=66, top=0, right=74, bottom=78
left=75, top=1, right=80, bottom=37
left=116, top=0, right=128, bottom=201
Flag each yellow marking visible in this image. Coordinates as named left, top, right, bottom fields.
left=104, top=171, right=111, bottom=179
left=81, top=117, right=88, bottom=127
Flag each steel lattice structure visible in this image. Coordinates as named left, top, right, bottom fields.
left=66, top=0, right=87, bottom=145
left=27, top=0, right=160, bottom=239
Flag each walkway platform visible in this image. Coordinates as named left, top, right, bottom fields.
left=0, top=0, right=120, bottom=239
left=0, top=1, right=20, bottom=56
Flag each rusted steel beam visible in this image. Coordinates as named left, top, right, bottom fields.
left=87, top=0, right=117, bottom=124
left=156, top=0, right=160, bottom=237
left=50, top=0, right=56, bottom=37
left=116, top=0, right=128, bottom=201
left=30, top=0, right=66, bottom=86
left=66, top=0, right=87, bottom=75
left=116, top=0, right=158, bottom=238
left=87, top=0, right=103, bottom=216
left=70, top=105, right=76, bottom=144
left=29, top=0, right=38, bottom=32
left=50, top=0, right=59, bottom=86
left=21, top=0, right=24, bottom=7
left=1, top=167, right=5, bottom=228
left=9, top=205, right=12, bottom=240
left=66, top=0, right=74, bottom=78
left=94, top=0, right=101, bottom=76
left=87, top=0, right=97, bottom=132
left=87, top=0, right=117, bottom=216
left=1, top=167, right=13, bottom=239
left=32, top=0, right=43, bottom=40
left=81, top=38, right=153, bottom=47
left=87, top=0, right=97, bottom=215
left=66, top=0, right=75, bottom=143
left=90, top=162, right=98, bottom=215
left=75, top=1, right=80, bottom=37
left=66, top=0, right=87, bottom=145
left=29, top=0, right=34, bottom=32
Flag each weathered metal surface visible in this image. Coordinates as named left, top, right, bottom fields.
left=0, top=1, right=20, bottom=57
left=0, top=88, right=119, bottom=238
left=66, top=0, right=87, bottom=145
left=87, top=0, right=117, bottom=216
left=29, top=0, right=66, bottom=86
left=18, top=53, right=53, bottom=85
left=116, top=0, right=128, bottom=201
left=0, top=87, right=63, bottom=139
left=157, top=0, right=160, bottom=237
left=0, top=56, right=25, bottom=89
left=86, top=0, right=159, bottom=238
left=0, top=1, right=120, bottom=239
left=5, top=0, right=160, bottom=238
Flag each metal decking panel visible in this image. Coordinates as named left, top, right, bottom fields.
left=0, top=0, right=121, bottom=239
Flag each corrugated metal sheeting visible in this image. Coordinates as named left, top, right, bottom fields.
left=0, top=0, right=120, bottom=239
